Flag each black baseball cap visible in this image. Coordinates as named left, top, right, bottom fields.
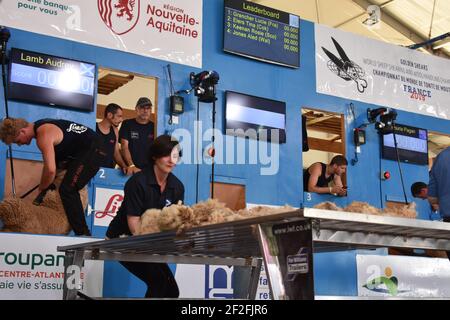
left=136, top=97, right=152, bottom=108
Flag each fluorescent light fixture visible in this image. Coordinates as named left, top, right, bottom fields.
left=433, top=37, right=450, bottom=50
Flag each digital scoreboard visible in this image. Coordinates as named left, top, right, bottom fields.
left=382, top=124, right=428, bottom=165
left=224, top=0, right=300, bottom=68
left=8, top=48, right=96, bottom=112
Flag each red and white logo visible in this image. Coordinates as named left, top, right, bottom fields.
left=98, top=0, right=140, bottom=35
left=94, top=188, right=124, bottom=227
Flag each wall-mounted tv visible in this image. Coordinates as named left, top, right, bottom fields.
left=225, top=90, right=286, bottom=143
left=223, top=0, right=300, bottom=68
left=382, top=123, right=428, bottom=165
left=8, top=48, right=96, bottom=112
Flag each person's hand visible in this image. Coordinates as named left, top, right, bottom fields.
left=337, top=187, right=347, bottom=197
left=122, top=167, right=133, bottom=176
left=32, top=184, right=56, bottom=206
left=330, top=186, right=345, bottom=196
left=128, top=166, right=141, bottom=175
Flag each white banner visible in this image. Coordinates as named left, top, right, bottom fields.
left=93, top=187, right=124, bottom=227
left=0, top=233, right=103, bottom=300
left=315, top=24, right=450, bottom=119
left=357, top=254, right=450, bottom=298
left=0, top=0, right=202, bottom=67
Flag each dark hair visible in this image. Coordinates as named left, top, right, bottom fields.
left=148, top=135, right=180, bottom=164
left=411, top=181, right=427, bottom=197
left=330, top=155, right=348, bottom=166
left=104, top=103, right=122, bottom=118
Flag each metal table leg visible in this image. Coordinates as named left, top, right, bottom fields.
left=247, top=258, right=263, bottom=300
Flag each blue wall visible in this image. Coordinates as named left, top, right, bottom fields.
left=1, top=0, right=449, bottom=297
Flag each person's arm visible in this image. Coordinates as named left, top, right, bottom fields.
left=333, top=175, right=347, bottom=196
left=120, top=138, right=134, bottom=167
left=120, top=138, right=141, bottom=174
left=123, top=177, right=145, bottom=235
left=127, top=216, right=140, bottom=235
left=307, top=163, right=342, bottom=194
left=428, top=168, right=439, bottom=211
left=119, top=121, right=141, bottom=174
left=112, top=127, right=130, bottom=174
left=36, top=128, right=57, bottom=191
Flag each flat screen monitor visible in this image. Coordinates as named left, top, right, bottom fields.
left=8, top=48, right=96, bottom=112
left=223, top=0, right=300, bottom=68
left=225, top=90, right=286, bottom=143
left=382, top=123, right=428, bottom=165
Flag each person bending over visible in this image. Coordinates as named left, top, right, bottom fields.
left=0, top=118, right=106, bottom=236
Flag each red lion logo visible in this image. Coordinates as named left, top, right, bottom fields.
left=98, top=0, right=140, bottom=35
left=115, top=0, right=135, bottom=21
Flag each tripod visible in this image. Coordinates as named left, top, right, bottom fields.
left=391, top=120, right=408, bottom=204
left=194, top=83, right=217, bottom=202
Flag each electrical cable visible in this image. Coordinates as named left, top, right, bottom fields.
left=165, top=64, right=175, bottom=125
left=392, top=120, right=409, bottom=204
left=211, top=96, right=216, bottom=199
left=1, top=26, right=16, bottom=196
left=195, top=98, right=200, bottom=204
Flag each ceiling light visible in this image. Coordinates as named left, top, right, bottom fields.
left=363, top=5, right=381, bottom=26
left=433, top=38, right=450, bottom=50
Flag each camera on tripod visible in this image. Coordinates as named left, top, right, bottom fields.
left=189, top=70, right=219, bottom=103
left=367, top=107, right=397, bottom=134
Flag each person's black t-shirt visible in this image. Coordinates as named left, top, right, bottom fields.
left=119, top=118, right=154, bottom=168
left=34, top=119, right=99, bottom=167
left=106, top=167, right=184, bottom=238
left=303, top=163, right=334, bottom=191
left=96, top=123, right=116, bottom=168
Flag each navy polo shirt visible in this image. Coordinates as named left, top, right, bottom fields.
left=106, top=167, right=184, bottom=238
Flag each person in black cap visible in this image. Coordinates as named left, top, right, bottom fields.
left=106, top=134, right=184, bottom=298
left=119, top=97, right=155, bottom=174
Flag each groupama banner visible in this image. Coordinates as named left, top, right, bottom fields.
left=0, top=0, right=203, bottom=67
left=0, top=233, right=103, bottom=300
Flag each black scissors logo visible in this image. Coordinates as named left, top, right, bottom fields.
left=322, top=37, right=368, bottom=93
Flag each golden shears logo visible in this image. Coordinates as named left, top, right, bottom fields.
left=322, top=37, right=368, bottom=93
left=363, top=267, right=409, bottom=296
left=98, top=0, right=140, bottom=35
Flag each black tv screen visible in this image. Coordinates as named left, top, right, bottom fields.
left=382, top=124, right=428, bottom=165
left=8, top=48, right=96, bottom=111
left=223, top=0, right=300, bottom=68
left=225, top=91, right=286, bottom=143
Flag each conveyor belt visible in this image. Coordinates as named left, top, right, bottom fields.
left=58, top=208, right=450, bottom=300
left=58, top=208, right=450, bottom=258
left=59, top=208, right=450, bottom=256
left=58, top=210, right=302, bottom=262
left=305, top=209, right=450, bottom=251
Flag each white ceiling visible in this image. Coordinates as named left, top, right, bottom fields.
left=249, top=0, right=450, bottom=58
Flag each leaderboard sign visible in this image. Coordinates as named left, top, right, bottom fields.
left=224, top=0, right=300, bottom=68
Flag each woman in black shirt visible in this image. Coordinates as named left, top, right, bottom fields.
left=106, top=134, right=184, bottom=298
